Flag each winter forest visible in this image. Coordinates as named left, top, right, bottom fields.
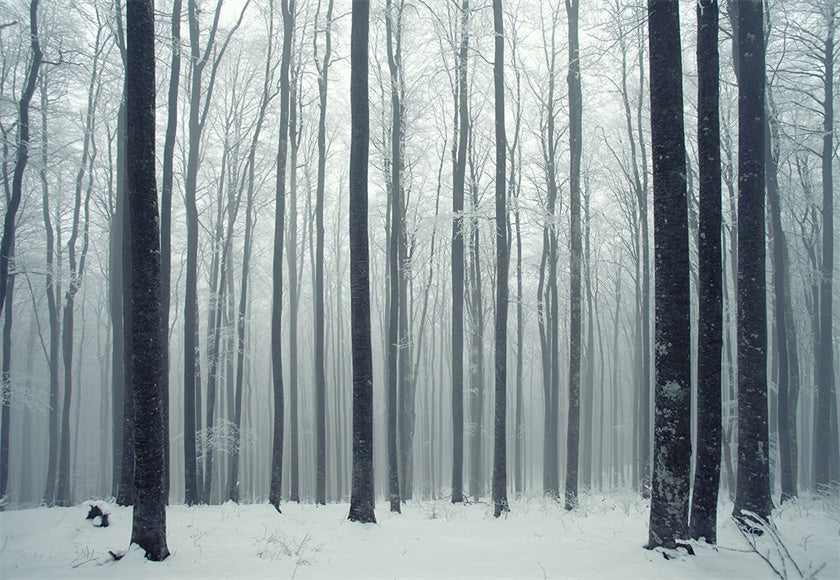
left=0, top=0, right=838, bottom=576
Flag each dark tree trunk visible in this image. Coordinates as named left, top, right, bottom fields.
left=564, top=0, right=583, bottom=512
left=348, top=0, right=376, bottom=524
left=450, top=0, right=468, bottom=505
left=385, top=0, right=402, bottom=513
left=733, top=0, right=772, bottom=524
left=126, top=0, right=169, bottom=561
left=646, top=0, right=692, bottom=549
left=814, top=7, right=836, bottom=490
left=689, top=0, right=722, bottom=544
left=491, top=0, right=509, bottom=519
left=270, top=0, right=294, bottom=512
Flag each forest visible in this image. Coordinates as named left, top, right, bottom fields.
left=0, top=0, right=838, bottom=575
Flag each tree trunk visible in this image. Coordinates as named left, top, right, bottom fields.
left=814, top=6, right=836, bottom=490
left=270, top=0, right=294, bottom=512
left=126, top=0, right=169, bottom=560
left=646, top=0, right=692, bottom=549
left=733, top=0, right=772, bottom=524
left=689, top=0, right=723, bottom=544
left=450, top=0, right=468, bottom=506
left=564, top=0, right=583, bottom=512
left=348, top=0, right=376, bottom=524
left=491, top=0, right=509, bottom=519
left=385, top=0, right=403, bottom=512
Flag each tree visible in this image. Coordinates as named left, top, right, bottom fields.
left=733, top=0, right=772, bottom=524
left=385, top=0, right=402, bottom=513
left=270, top=0, right=294, bottom=513
left=450, top=0, right=468, bottom=506
left=564, top=0, right=583, bottom=511
left=491, top=0, right=509, bottom=519
left=814, top=1, right=836, bottom=490
left=689, top=0, right=723, bottom=544
left=126, top=0, right=169, bottom=561
left=348, top=0, right=376, bottom=525
left=646, top=0, right=692, bottom=549
left=313, top=0, right=334, bottom=508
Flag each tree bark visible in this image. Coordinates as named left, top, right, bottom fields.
left=646, top=0, right=692, bottom=549
left=348, top=0, right=376, bottom=524
left=733, top=0, right=772, bottom=524
left=126, top=0, right=169, bottom=561
left=689, top=0, right=723, bottom=544
left=814, top=5, right=836, bottom=490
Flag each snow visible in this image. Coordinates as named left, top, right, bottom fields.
left=1, top=493, right=837, bottom=579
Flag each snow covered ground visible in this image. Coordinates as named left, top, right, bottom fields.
left=1, top=492, right=837, bottom=579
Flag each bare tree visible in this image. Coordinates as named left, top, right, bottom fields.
left=450, top=0, right=468, bottom=506
left=564, top=0, right=583, bottom=511
left=270, top=0, right=294, bottom=512
left=491, top=0, right=509, bottom=519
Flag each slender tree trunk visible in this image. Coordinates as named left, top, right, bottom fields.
left=270, top=0, right=294, bottom=512
left=646, top=0, right=692, bottom=549
left=450, top=0, right=468, bottom=505
left=348, top=0, right=376, bottom=524
left=491, top=0, right=509, bottom=519
left=814, top=6, right=836, bottom=489
left=564, top=0, right=583, bottom=511
left=690, top=0, right=723, bottom=544
left=385, top=0, right=402, bottom=512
